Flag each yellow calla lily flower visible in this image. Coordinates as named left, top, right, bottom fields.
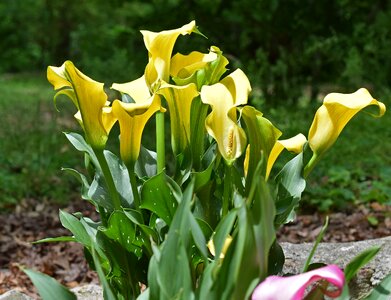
left=47, top=61, right=116, bottom=150
left=170, top=46, right=229, bottom=88
left=112, top=94, right=162, bottom=166
left=266, top=134, right=307, bottom=180
left=207, top=235, right=233, bottom=259
left=157, top=82, right=199, bottom=155
left=142, top=20, right=198, bottom=91
left=306, top=88, right=386, bottom=176
left=201, top=69, right=251, bottom=164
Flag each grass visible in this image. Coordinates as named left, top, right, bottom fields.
left=0, top=72, right=390, bottom=212
left=0, top=72, right=82, bottom=209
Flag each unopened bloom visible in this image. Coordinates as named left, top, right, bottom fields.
left=252, top=265, right=345, bottom=300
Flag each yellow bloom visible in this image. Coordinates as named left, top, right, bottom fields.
left=266, top=134, right=307, bottom=180
left=170, top=46, right=229, bottom=88
left=306, top=88, right=386, bottom=174
left=47, top=61, right=116, bottom=150
left=142, top=20, right=198, bottom=91
left=112, top=76, right=164, bottom=166
left=112, top=94, right=162, bottom=166
left=201, top=69, right=251, bottom=164
left=157, top=82, right=199, bottom=155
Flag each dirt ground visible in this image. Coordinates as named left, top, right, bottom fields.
left=0, top=198, right=390, bottom=298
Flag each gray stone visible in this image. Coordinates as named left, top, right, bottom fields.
left=281, top=236, right=391, bottom=299
left=0, top=290, right=33, bottom=300
left=71, top=284, right=103, bottom=300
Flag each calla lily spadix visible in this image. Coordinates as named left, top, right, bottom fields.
left=142, top=20, right=199, bottom=91
left=252, top=264, right=345, bottom=300
left=170, top=46, right=229, bottom=88
left=305, top=88, right=386, bottom=176
left=157, top=82, right=199, bottom=155
left=47, top=61, right=116, bottom=150
left=201, top=69, right=252, bottom=164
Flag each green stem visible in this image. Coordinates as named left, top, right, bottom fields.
left=222, top=164, right=233, bottom=217
left=127, top=164, right=141, bottom=210
left=94, top=149, right=122, bottom=211
left=156, top=111, right=166, bottom=173
left=303, top=152, right=322, bottom=179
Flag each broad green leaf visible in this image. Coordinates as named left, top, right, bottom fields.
left=104, top=150, right=133, bottom=208
left=363, top=273, right=391, bottom=300
left=88, top=173, right=113, bottom=211
left=344, top=246, right=381, bottom=282
left=275, top=152, right=306, bottom=225
left=33, top=236, right=76, bottom=244
left=100, top=211, right=141, bottom=257
left=135, top=146, right=157, bottom=179
left=140, top=172, right=181, bottom=225
left=192, top=159, right=214, bottom=191
left=268, top=241, right=285, bottom=275
left=64, top=132, right=99, bottom=168
left=23, top=268, right=76, bottom=300
left=59, top=210, right=91, bottom=248
left=61, top=168, right=91, bottom=202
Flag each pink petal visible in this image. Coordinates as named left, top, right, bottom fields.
left=252, top=265, right=345, bottom=300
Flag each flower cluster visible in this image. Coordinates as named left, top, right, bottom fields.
left=30, top=21, right=387, bottom=300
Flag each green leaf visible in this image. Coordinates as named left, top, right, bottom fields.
left=61, top=168, right=91, bottom=202
left=344, top=246, right=381, bottom=282
left=212, top=209, right=237, bottom=259
left=104, top=150, right=133, bottom=208
left=59, top=210, right=91, bottom=248
left=363, top=273, right=391, bottom=300
left=33, top=236, right=76, bottom=244
left=268, top=241, right=285, bottom=275
left=275, top=152, right=306, bottom=225
left=64, top=132, right=99, bottom=168
left=135, top=146, right=157, bottom=179
left=140, top=172, right=181, bottom=225
left=100, top=211, right=141, bottom=257
left=192, top=159, right=214, bottom=191
left=23, top=268, right=76, bottom=300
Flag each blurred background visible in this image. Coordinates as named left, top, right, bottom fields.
left=1, top=0, right=390, bottom=212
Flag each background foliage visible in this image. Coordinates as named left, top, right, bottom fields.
left=1, top=0, right=390, bottom=210
left=1, top=0, right=391, bottom=102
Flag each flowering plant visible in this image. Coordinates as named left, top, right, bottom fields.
left=25, top=21, right=389, bottom=300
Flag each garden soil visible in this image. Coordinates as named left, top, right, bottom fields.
left=0, top=198, right=390, bottom=299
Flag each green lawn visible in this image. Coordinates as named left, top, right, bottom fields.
left=0, top=73, right=390, bottom=212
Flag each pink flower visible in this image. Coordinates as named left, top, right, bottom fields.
left=252, top=265, right=345, bottom=300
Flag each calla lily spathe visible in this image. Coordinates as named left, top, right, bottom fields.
left=266, top=133, right=307, bottom=179
left=201, top=69, right=251, bottom=164
left=252, top=265, right=345, bottom=300
left=142, top=20, right=198, bottom=91
left=47, top=61, right=116, bottom=150
left=112, top=76, right=164, bottom=166
left=306, top=88, right=386, bottom=175
left=170, top=46, right=229, bottom=88
left=157, top=82, right=199, bottom=155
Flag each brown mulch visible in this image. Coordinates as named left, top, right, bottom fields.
left=0, top=199, right=390, bottom=299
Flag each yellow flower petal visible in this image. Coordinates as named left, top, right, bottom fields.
left=112, top=94, right=162, bottom=166
left=47, top=61, right=116, bottom=149
left=201, top=69, right=251, bottom=163
left=308, top=88, right=386, bottom=157
left=266, top=133, right=307, bottom=180
left=158, top=82, right=199, bottom=155
left=142, top=21, right=198, bottom=90
left=111, top=75, right=151, bottom=103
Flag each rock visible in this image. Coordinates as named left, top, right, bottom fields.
left=71, top=284, right=103, bottom=300
left=281, top=236, right=391, bottom=299
left=0, top=290, right=33, bottom=300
